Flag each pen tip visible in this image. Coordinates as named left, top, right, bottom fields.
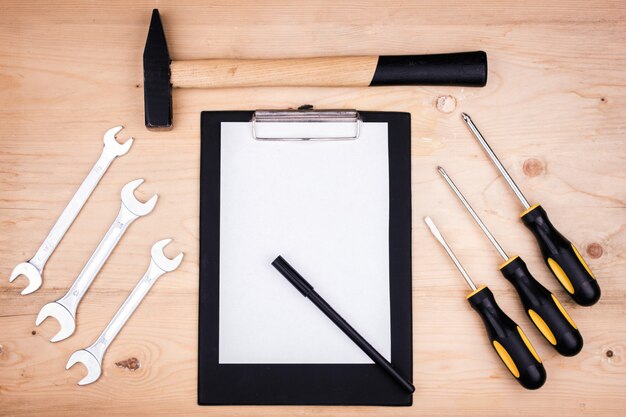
left=436, top=166, right=445, bottom=175
left=461, top=112, right=470, bottom=122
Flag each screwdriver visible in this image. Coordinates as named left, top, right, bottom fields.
left=438, top=166, right=583, bottom=356
left=424, top=217, right=546, bottom=390
left=461, top=113, right=601, bottom=306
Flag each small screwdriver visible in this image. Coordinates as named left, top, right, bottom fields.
left=438, top=166, right=583, bottom=356
left=461, top=113, right=601, bottom=306
left=424, top=217, right=546, bottom=389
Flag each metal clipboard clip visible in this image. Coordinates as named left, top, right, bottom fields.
left=251, top=109, right=361, bottom=141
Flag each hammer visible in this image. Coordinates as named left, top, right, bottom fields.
left=143, top=9, right=488, bottom=130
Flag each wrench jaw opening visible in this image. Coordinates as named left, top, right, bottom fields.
left=35, top=302, right=76, bottom=343
left=121, top=179, right=158, bottom=217
left=103, top=126, right=133, bottom=157
left=9, top=262, right=42, bottom=295
left=151, top=239, right=184, bottom=272
left=66, top=349, right=102, bottom=386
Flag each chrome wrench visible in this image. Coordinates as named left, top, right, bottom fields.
left=66, top=239, right=183, bottom=385
left=9, top=126, right=133, bottom=295
left=36, top=179, right=158, bottom=342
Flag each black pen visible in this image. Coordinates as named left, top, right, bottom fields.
left=271, top=255, right=415, bottom=394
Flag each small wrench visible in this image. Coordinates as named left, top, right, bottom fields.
left=36, top=179, right=158, bottom=342
left=9, top=126, right=133, bottom=295
left=66, top=239, right=183, bottom=385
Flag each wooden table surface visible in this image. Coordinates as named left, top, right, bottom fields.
left=1, top=1, right=624, bottom=416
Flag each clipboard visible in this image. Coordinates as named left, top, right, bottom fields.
left=198, top=109, right=412, bottom=406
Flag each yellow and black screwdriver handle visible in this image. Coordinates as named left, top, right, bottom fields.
left=521, top=204, right=600, bottom=306
left=467, top=286, right=546, bottom=390
left=500, top=256, right=583, bottom=356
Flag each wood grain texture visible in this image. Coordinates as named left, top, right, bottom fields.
left=0, top=0, right=625, bottom=416
left=171, top=56, right=378, bottom=87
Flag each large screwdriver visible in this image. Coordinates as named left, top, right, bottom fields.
left=424, top=217, right=546, bottom=390
left=461, top=113, right=601, bottom=306
left=438, top=166, right=583, bottom=356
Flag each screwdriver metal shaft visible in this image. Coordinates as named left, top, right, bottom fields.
left=437, top=166, right=508, bottom=261
left=424, top=217, right=477, bottom=291
left=461, top=113, right=531, bottom=210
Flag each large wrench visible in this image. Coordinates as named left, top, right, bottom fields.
left=9, top=126, right=133, bottom=295
left=66, top=239, right=183, bottom=385
left=35, top=179, right=158, bottom=342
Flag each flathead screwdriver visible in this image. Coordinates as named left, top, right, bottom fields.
left=438, top=166, right=583, bottom=356
left=424, top=217, right=546, bottom=389
left=461, top=113, right=601, bottom=306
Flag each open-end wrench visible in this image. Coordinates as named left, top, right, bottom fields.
left=35, top=179, right=158, bottom=342
left=9, top=126, right=133, bottom=295
left=66, top=239, right=183, bottom=385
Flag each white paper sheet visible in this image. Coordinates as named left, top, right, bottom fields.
left=219, top=121, right=390, bottom=364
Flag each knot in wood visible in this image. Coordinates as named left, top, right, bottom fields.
left=435, top=95, right=456, bottom=113
left=586, top=242, right=603, bottom=258
left=115, top=357, right=141, bottom=371
left=522, top=158, right=544, bottom=177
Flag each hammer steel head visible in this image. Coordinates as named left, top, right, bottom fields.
left=121, top=179, right=158, bottom=217
left=103, top=125, right=133, bottom=156
left=66, top=349, right=102, bottom=386
left=143, top=9, right=172, bottom=131
left=35, top=301, right=76, bottom=342
left=9, top=262, right=42, bottom=295
left=151, top=239, right=184, bottom=272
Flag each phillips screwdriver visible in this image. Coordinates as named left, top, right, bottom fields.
left=438, top=166, right=583, bottom=356
left=424, top=217, right=546, bottom=389
left=461, top=113, right=601, bottom=306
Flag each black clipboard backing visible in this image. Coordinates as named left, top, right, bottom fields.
left=198, top=111, right=412, bottom=405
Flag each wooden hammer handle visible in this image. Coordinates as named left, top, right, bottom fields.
left=172, top=56, right=378, bottom=88
left=171, top=52, right=487, bottom=89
